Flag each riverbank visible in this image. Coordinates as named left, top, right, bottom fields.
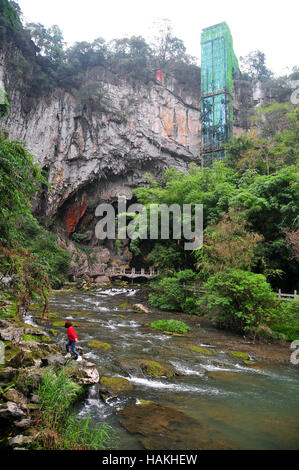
left=1, top=284, right=298, bottom=450
left=0, top=314, right=101, bottom=449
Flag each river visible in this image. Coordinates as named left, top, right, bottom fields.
left=27, top=284, right=299, bottom=450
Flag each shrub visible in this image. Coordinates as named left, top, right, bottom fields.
left=148, top=270, right=197, bottom=311
left=270, top=300, right=299, bottom=341
left=150, top=319, right=190, bottom=334
left=198, top=268, right=278, bottom=334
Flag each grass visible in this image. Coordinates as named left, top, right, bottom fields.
left=31, top=367, right=117, bottom=450
left=150, top=319, right=190, bottom=334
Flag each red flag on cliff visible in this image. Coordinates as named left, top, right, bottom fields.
left=156, top=70, right=162, bottom=83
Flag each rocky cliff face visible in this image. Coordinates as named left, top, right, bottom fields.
left=0, top=60, right=201, bottom=232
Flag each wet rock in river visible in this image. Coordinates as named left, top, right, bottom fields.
left=230, top=350, right=249, bottom=360
left=117, top=401, right=238, bottom=450
left=64, top=360, right=100, bottom=385
left=187, top=345, right=214, bottom=355
left=87, top=340, right=111, bottom=350
left=137, top=359, right=174, bottom=378
left=99, top=376, right=133, bottom=400
left=133, top=304, right=149, bottom=313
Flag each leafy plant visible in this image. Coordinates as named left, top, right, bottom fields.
left=151, top=319, right=190, bottom=334
left=198, top=268, right=279, bottom=334
left=34, top=367, right=117, bottom=450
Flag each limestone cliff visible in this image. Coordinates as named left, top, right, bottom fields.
left=0, top=59, right=201, bottom=233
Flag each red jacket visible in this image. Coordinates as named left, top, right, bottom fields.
left=67, top=326, right=78, bottom=342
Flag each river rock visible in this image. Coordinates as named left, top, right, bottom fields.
left=16, top=367, right=45, bottom=395
left=133, top=304, right=149, bottom=313
left=64, top=360, right=100, bottom=385
left=14, top=418, right=32, bottom=429
left=41, top=353, right=66, bottom=368
left=7, top=435, right=33, bottom=448
left=137, top=359, right=174, bottom=378
left=87, top=340, right=111, bottom=350
left=0, top=326, right=24, bottom=343
left=117, top=402, right=238, bottom=450
left=99, top=376, right=133, bottom=400
left=0, top=367, right=18, bottom=385
left=95, top=276, right=111, bottom=286
left=3, top=389, right=28, bottom=406
left=0, top=401, right=25, bottom=421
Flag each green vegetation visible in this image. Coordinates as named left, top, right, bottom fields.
left=188, top=346, right=213, bottom=355
left=32, top=367, right=117, bottom=450
left=87, top=340, right=111, bottom=350
left=150, top=319, right=190, bottom=334
left=137, top=359, right=174, bottom=378
left=132, top=99, right=298, bottom=340
left=0, top=133, right=70, bottom=316
left=0, top=2, right=200, bottom=102
left=198, top=269, right=279, bottom=334
left=148, top=270, right=198, bottom=313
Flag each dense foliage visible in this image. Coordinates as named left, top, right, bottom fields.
left=132, top=102, right=299, bottom=338
left=0, top=134, right=70, bottom=314
left=0, top=1, right=200, bottom=100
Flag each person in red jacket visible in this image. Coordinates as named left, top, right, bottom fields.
left=64, top=321, right=82, bottom=362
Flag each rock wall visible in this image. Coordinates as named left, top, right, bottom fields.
left=0, top=59, right=202, bottom=229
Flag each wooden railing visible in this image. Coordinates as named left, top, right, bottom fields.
left=277, top=290, right=298, bottom=301
left=89, top=266, right=160, bottom=279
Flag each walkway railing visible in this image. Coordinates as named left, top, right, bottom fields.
left=89, top=266, right=160, bottom=279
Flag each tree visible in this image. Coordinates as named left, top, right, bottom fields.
left=198, top=269, right=278, bottom=334
left=27, top=22, right=65, bottom=64
left=240, top=50, right=273, bottom=82
left=150, top=19, right=195, bottom=71
left=196, top=207, right=263, bottom=273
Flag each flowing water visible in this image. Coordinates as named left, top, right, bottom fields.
left=29, top=285, right=299, bottom=450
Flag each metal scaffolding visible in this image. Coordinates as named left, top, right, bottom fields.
left=201, top=22, right=239, bottom=167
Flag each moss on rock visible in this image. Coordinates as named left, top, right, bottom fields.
left=230, top=351, right=249, bottom=360
left=137, top=359, right=174, bottom=378
left=188, top=346, right=213, bottom=355
left=87, top=340, right=111, bottom=350
left=99, top=376, right=133, bottom=399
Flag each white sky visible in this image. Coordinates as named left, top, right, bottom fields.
left=17, top=0, right=299, bottom=76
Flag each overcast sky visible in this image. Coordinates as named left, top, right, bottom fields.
left=17, top=0, right=298, bottom=76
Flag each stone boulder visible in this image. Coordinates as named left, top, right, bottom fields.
left=99, top=376, right=133, bottom=400
left=3, top=389, right=28, bottom=406
left=16, top=367, right=45, bottom=396
left=41, top=353, right=66, bottom=368
left=117, top=402, right=238, bottom=450
left=7, top=435, right=34, bottom=448
left=94, top=276, right=111, bottom=286
left=0, top=401, right=25, bottom=421
left=0, top=367, right=18, bottom=386
left=0, top=326, right=24, bottom=343
left=64, top=360, right=100, bottom=386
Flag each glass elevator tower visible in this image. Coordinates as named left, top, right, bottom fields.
left=201, top=22, right=239, bottom=167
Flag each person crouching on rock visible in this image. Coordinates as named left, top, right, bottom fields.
left=65, top=321, right=82, bottom=362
